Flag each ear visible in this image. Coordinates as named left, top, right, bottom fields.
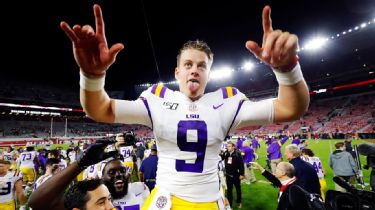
left=72, top=208, right=80, bottom=210
left=175, top=67, right=179, bottom=80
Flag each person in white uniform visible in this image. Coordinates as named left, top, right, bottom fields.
left=0, top=160, right=26, bottom=210
left=60, top=4, right=309, bottom=209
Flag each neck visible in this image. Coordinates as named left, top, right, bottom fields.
left=279, top=176, right=289, bottom=182
left=280, top=176, right=294, bottom=183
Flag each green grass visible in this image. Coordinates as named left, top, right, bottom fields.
left=229, top=139, right=373, bottom=210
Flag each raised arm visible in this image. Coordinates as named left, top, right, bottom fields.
left=60, top=4, right=124, bottom=123
left=246, top=6, right=309, bottom=123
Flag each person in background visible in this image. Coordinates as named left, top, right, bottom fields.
left=267, top=135, right=289, bottom=173
left=241, top=141, right=256, bottom=184
left=252, top=161, right=301, bottom=210
left=301, top=148, right=327, bottom=200
left=0, top=160, right=26, bottom=210
left=285, top=144, right=321, bottom=195
left=291, top=135, right=300, bottom=146
left=34, top=158, right=61, bottom=190
left=329, top=142, right=358, bottom=192
left=223, top=142, right=244, bottom=208
left=139, top=144, right=158, bottom=191
left=344, top=133, right=355, bottom=158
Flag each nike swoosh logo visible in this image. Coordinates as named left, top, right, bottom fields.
left=213, top=103, right=224, bottom=109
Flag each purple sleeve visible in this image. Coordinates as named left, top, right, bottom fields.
left=280, top=136, right=289, bottom=145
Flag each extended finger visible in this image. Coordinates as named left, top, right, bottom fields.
left=263, top=30, right=282, bottom=60
left=245, top=40, right=262, bottom=59
left=272, top=32, right=290, bottom=62
left=60, top=21, right=79, bottom=43
left=94, top=4, right=106, bottom=39
left=108, top=43, right=125, bottom=61
left=262, top=6, right=273, bottom=43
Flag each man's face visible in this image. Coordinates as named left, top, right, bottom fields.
left=285, top=149, right=293, bottom=161
left=84, top=184, right=114, bottom=210
left=227, top=144, right=234, bottom=152
left=0, top=163, right=8, bottom=174
left=102, top=160, right=129, bottom=199
left=275, top=163, right=285, bottom=178
left=175, top=49, right=211, bottom=101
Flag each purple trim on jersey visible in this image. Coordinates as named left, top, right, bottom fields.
left=160, top=86, right=167, bottom=98
left=226, top=99, right=245, bottom=136
left=139, top=97, right=153, bottom=129
left=232, top=87, right=238, bottom=95
left=151, top=84, right=158, bottom=94
left=221, top=87, right=228, bottom=99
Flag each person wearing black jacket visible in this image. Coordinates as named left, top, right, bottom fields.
left=223, top=142, right=245, bottom=209
left=344, top=133, right=356, bottom=159
left=285, top=144, right=321, bottom=195
left=252, top=161, right=301, bottom=210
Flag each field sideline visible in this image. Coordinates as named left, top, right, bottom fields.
left=21, top=139, right=374, bottom=210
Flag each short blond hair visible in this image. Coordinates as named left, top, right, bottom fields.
left=177, top=40, right=214, bottom=66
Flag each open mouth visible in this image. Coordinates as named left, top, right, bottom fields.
left=187, top=79, right=199, bottom=83
left=114, top=180, right=124, bottom=188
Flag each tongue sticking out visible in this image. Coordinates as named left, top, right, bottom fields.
left=187, top=81, right=200, bottom=92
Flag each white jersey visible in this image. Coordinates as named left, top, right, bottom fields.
left=112, top=182, right=149, bottom=210
left=59, top=159, right=68, bottom=170
left=2, top=151, right=14, bottom=162
left=119, top=146, right=134, bottom=162
left=0, top=171, right=21, bottom=203
left=68, top=151, right=76, bottom=163
left=19, top=151, right=37, bottom=168
left=302, top=156, right=324, bottom=179
left=83, top=164, right=99, bottom=180
left=34, top=174, right=53, bottom=190
left=115, top=85, right=274, bottom=202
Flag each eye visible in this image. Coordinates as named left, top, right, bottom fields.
left=184, top=63, right=192, bottom=68
left=198, top=64, right=207, bottom=70
left=97, top=200, right=105, bottom=205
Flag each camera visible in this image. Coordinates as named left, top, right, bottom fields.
left=325, top=176, right=375, bottom=210
left=117, top=131, right=136, bottom=147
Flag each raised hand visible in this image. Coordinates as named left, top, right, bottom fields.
left=246, top=6, right=298, bottom=71
left=60, top=4, right=124, bottom=77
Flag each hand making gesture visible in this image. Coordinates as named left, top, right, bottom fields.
left=60, top=4, right=124, bottom=77
left=246, top=6, right=298, bottom=71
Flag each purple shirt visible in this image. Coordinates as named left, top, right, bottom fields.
left=291, top=138, right=300, bottom=145
left=242, top=146, right=255, bottom=163
left=236, top=138, right=244, bottom=150
left=251, top=139, right=260, bottom=149
left=267, top=136, right=288, bottom=160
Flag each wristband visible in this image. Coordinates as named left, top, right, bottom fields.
left=273, top=63, right=304, bottom=85
left=79, top=71, right=105, bottom=91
